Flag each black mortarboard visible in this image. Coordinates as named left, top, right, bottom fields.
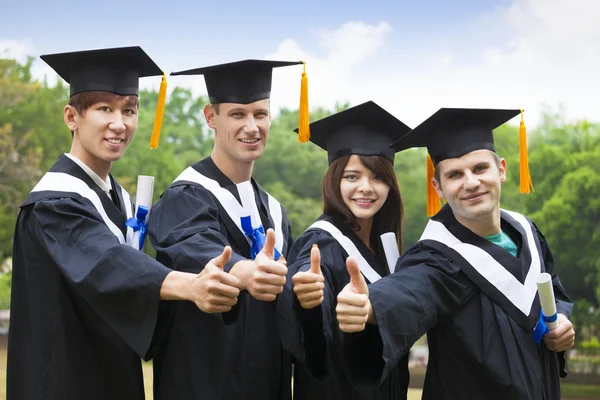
left=390, top=107, right=532, bottom=216
left=391, top=108, right=521, bottom=165
left=171, top=59, right=303, bottom=104
left=40, top=46, right=164, bottom=98
left=299, top=101, right=411, bottom=165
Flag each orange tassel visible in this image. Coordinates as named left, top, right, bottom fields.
left=426, top=153, right=441, bottom=217
left=149, top=74, right=167, bottom=149
left=298, top=62, right=310, bottom=143
left=519, top=109, right=534, bottom=194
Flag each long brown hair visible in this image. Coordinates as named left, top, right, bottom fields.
left=322, top=154, right=404, bottom=266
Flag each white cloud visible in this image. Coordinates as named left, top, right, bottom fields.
left=313, top=21, right=392, bottom=65
left=266, top=0, right=600, bottom=128
left=0, top=39, right=34, bottom=62
left=5, top=0, right=598, bottom=129
left=266, top=21, right=394, bottom=117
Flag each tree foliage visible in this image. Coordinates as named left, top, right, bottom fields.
left=0, top=57, right=598, bottom=340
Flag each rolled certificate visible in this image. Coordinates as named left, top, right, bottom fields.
left=132, top=175, right=155, bottom=250
left=380, top=232, right=400, bottom=274
left=537, top=272, right=558, bottom=330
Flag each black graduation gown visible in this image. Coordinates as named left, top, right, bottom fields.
left=342, top=205, right=573, bottom=400
left=148, top=156, right=295, bottom=400
left=7, top=154, right=171, bottom=400
left=278, top=214, right=409, bottom=400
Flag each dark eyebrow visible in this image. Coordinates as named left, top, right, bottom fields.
left=228, top=108, right=246, bottom=113
left=343, top=169, right=361, bottom=174
left=443, top=169, right=461, bottom=178
left=123, top=98, right=138, bottom=107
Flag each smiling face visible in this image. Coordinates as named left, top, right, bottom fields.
left=64, top=92, right=139, bottom=176
left=339, top=155, right=391, bottom=223
left=205, top=100, right=271, bottom=166
left=432, top=149, right=506, bottom=228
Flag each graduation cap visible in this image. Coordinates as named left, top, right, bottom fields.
left=40, top=46, right=168, bottom=148
left=41, top=46, right=163, bottom=97
left=299, top=101, right=411, bottom=165
left=391, top=107, right=533, bottom=216
left=172, top=59, right=311, bottom=142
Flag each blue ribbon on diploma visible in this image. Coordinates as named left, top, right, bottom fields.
left=240, top=215, right=281, bottom=260
left=125, top=205, right=149, bottom=250
left=533, top=310, right=558, bottom=343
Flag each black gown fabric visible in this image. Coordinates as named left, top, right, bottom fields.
left=7, top=154, right=171, bottom=400
left=342, top=205, right=573, bottom=400
left=148, top=156, right=295, bottom=400
left=278, top=214, right=409, bottom=400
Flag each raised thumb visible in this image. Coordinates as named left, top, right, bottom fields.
left=310, top=244, right=322, bottom=275
left=346, top=256, right=367, bottom=294
left=211, top=246, right=232, bottom=269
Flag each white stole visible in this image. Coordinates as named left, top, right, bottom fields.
left=306, top=220, right=382, bottom=283
left=31, top=172, right=134, bottom=245
left=173, top=166, right=284, bottom=254
left=419, top=209, right=540, bottom=316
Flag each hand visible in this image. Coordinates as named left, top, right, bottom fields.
left=230, top=229, right=288, bottom=302
left=336, top=257, right=371, bottom=333
left=292, top=244, right=325, bottom=309
left=543, top=313, right=575, bottom=352
left=189, top=246, right=241, bottom=313
left=276, top=255, right=288, bottom=266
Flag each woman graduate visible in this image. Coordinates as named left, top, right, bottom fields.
left=278, top=101, right=412, bottom=400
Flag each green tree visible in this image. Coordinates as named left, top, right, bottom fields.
left=394, top=147, right=429, bottom=248
left=0, top=58, right=48, bottom=259
left=110, top=87, right=211, bottom=200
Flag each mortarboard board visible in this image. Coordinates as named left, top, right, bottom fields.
left=40, top=46, right=167, bottom=149
left=390, top=107, right=533, bottom=216
left=172, top=59, right=311, bottom=142
left=391, top=108, right=520, bottom=164
left=298, top=101, right=411, bottom=165
left=41, top=46, right=164, bottom=97
left=171, top=59, right=302, bottom=104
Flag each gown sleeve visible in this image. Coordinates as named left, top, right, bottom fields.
left=342, top=244, right=476, bottom=389
left=278, top=230, right=344, bottom=381
left=31, top=197, right=171, bottom=359
left=148, top=184, right=247, bottom=273
left=531, top=220, right=573, bottom=377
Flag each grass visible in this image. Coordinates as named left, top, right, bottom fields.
left=562, top=382, right=600, bottom=397
left=0, top=343, right=592, bottom=400
left=140, top=361, right=423, bottom=400
left=142, top=361, right=153, bottom=399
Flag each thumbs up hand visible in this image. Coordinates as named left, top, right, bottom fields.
left=190, top=246, right=242, bottom=313
left=292, top=244, right=325, bottom=309
left=257, top=227, right=277, bottom=260
left=242, top=228, right=288, bottom=302
left=336, top=257, right=372, bottom=332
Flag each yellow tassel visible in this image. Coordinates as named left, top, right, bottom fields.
left=519, top=109, right=534, bottom=194
left=149, top=74, right=168, bottom=149
left=298, top=61, right=310, bottom=143
left=426, top=153, right=441, bottom=217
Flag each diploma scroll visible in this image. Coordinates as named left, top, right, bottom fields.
left=537, top=272, right=558, bottom=330
left=380, top=232, right=400, bottom=275
left=131, top=175, right=155, bottom=251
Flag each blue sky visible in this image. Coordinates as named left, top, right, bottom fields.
left=2, top=0, right=501, bottom=60
left=1, top=0, right=598, bottom=127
